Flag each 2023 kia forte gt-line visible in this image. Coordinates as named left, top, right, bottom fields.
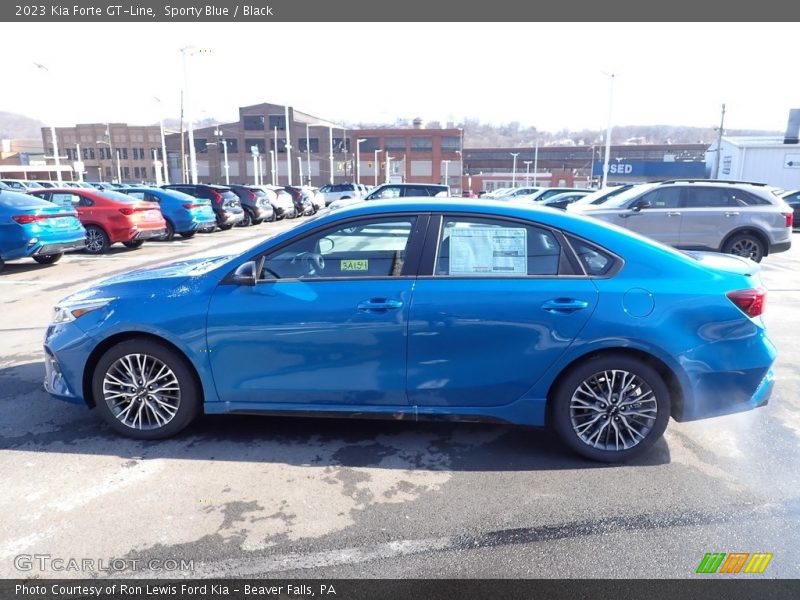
left=43, top=199, right=776, bottom=462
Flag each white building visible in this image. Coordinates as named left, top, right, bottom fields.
left=706, top=136, right=800, bottom=189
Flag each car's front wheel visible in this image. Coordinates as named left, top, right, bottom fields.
left=33, top=253, right=63, bottom=265
left=723, top=234, right=765, bottom=262
left=123, top=240, right=144, bottom=249
left=92, top=339, right=200, bottom=439
left=551, top=354, right=670, bottom=462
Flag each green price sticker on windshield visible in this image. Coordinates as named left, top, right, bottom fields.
left=341, top=259, right=368, bottom=271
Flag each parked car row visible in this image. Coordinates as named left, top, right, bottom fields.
left=0, top=182, right=325, bottom=272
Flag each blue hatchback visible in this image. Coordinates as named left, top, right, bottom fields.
left=0, top=190, right=86, bottom=272
left=120, top=187, right=217, bottom=240
left=43, top=199, right=776, bottom=461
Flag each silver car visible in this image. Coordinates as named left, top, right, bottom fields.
left=570, top=180, right=793, bottom=262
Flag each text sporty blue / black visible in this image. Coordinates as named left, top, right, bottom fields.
left=43, top=199, right=775, bottom=461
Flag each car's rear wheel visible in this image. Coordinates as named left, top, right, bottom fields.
left=237, top=210, right=252, bottom=227
left=123, top=240, right=144, bottom=249
left=551, top=354, right=670, bottom=462
left=160, top=221, right=175, bottom=241
left=218, top=223, right=233, bottom=231
left=180, top=231, right=196, bottom=239
left=85, top=226, right=110, bottom=254
left=33, top=253, right=63, bottom=265
left=92, top=339, right=200, bottom=439
left=723, top=234, right=765, bottom=262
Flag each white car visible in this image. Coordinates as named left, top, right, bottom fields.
left=254, top=185, right=297, bottom=219
left=318, top=183, right=363, bottom=207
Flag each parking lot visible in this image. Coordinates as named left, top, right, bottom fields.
left=1, top=223, right=799, bottom=578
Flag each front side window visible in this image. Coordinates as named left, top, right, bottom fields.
left=435, top=217, right=561, bottom=277
left=637, top=187, right=681, bottom=209
left=367, top=186, right=402, bottom=200
left=260, top=217, right=416, bottom=280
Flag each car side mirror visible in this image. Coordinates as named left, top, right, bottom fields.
left=632, top=200, right=651, bottom=212
left=232, top=261, right=258, bottom=286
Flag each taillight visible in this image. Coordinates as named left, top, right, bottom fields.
left=211, top=191, right=222, bottom=204
left=727, top=288, right=766, bottom=318
left=13, top=214, right=45, bottom=224
left=183, top=203, right=202, bottom=209
left=118, top=207, right=134, bottom=215
left=784, top=212, right=793, bottom=228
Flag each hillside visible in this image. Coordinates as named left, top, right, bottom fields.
left=0, top=112, right=46, bottom=140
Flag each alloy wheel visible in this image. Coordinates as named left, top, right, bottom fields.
left=569, top=369, right=658, bottom=452
left=102, top=353, right=181, bottom=430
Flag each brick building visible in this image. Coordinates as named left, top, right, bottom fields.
left=41, top=123, right=165, bottom=183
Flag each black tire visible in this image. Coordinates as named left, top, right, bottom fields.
left=33, top=253, right=63, bottom=265
left=180, top=231, right=196, bottom=239
left=0, top=257, right=4, bottom=273
left=252, top=218, right=264, bottom=225
left=84, top=225, right=110, bottom=254
left=237, top=210, right=253, bottom=227
left=161, top=221, right=175, bottom=242
left=92, top=339, right=201, bottom=440
left=218, top=223, right=233, bottom=231
left=551, top=353, right=670, bottom=462
left=123, top=240, right=144, bottom=249
left=723, top=233, right=765, bottom=263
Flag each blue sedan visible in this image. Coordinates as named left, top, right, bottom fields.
left=42, top=199, right=776, bottom=461
left=0, top=190, right=86, bottom=272
left=120, top=187, right=217, bottom=240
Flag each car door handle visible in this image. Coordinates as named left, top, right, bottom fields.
left=724, top=212, right=740, bottom=217
left=541, top=298, right=590, bottom=314
left=666, top=211, right=681, bottom=217
left=357, top=298, right=404, bottom=312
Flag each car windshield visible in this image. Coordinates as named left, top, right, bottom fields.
left=1, top=192, right=55, bottom=208
left=597, top=183, right=659, bottom=208
left=571, top=185, right=633, bottom=206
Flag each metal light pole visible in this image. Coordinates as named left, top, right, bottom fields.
left=284, top=105, right=293, bottom=186
left=442, top=159, right=450, bottom=186
left=523, top=161, right=532, bottom=186
left=273, top=126, right=279, bottom=184
left=601, top=72, right=615, bottom=188
left=115, top=150, right=122, bottom=183
left=386, top=155, right=395, bottom=184
left=154, top=96, right=170, bottom=184
left=455, top=150, right=462, bottom=195
left=215, top=129, right=230, bottom=185
left=374, top=149, right=383, bottom=186
left=355, top=138, right=366, bottom=185
left=269, top=149, right=276, bottom=185
left=297, top=156, right=303, bottom=186
left=533, top=139, right=539, bottom=186
left=305, top=123, right=312, bottom=186
left=713, top=103, right=726, bottom=179
left=510, top=152, right=520, bottom=186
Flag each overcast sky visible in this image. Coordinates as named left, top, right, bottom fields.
left=5, top=22, right=797, bottom=134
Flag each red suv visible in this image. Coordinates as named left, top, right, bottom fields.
left=29, top=188, right=167, bottom=254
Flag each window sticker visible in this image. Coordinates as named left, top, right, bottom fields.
left=341, top=259, right=368, bottom=271
left=447, top=226, right=527, bottom=275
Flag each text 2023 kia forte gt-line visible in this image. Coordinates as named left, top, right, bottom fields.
left=43, top=199, right=776, bottom=461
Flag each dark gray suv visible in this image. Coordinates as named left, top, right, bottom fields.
left=571, top=180, right=793, bottom=262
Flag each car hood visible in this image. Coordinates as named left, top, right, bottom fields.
left=684, top=251, right=760, bottom=276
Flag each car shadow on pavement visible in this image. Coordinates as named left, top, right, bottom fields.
left=0, top=361, right=671, bottom=471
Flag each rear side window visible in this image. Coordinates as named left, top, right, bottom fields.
left=683, top=187, right=737, bottom=208
left=405, top=186, right=439, bottom=197
left=566, top=235, right=617, bottom=276
left=436, top=217, right=561, bottom=277
left=731, top=190, right=771, bottom=206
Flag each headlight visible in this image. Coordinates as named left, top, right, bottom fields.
left=51, top=299, right=114, bottom=324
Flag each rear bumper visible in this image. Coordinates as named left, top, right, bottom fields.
left=768, top=240, right=791, bottom=254
left=674, top=329, right=777, bottom=422
left=133, top=228, right=166, bottom=241
left=35, top=239, right=86, bottom=255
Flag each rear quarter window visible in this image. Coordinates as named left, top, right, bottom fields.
left=566, top=235, right=618, bottom=276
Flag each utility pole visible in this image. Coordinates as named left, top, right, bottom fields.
left=713, top=103, right=726, bottom=179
